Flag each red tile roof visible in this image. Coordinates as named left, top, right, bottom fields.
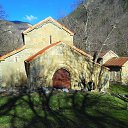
left=0, top=46, right=25, bottom=61
left=25, top=41, right=93, bottom=63
left=104, top=57, right=128, bottom=67
left=25, top=41, right=61, bottom=62
left=23, top=17, right=74, bottom=35
left=68, top=44, right=93, bottom=59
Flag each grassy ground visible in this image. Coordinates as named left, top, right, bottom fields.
left=0, top=84, right=128, bottom=128
left=109, top=84, right=128, bottom=94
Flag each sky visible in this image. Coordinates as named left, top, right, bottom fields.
left=0, top=0, right=77, bottom=24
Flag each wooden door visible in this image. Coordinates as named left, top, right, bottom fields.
left=52, top=69, right=71, bottom=89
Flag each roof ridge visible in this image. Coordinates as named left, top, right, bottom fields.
left=64, top=42, right=93, bottom=59
left=25, top=41, right=93, bottom=63
left=25, top=41, right=61, bottom=62
left=112, top=57, right=128, bottom=59
left=23, top=17, right=74, bottom=35
left=119, top=57, right=128, bottom=58
left=0, top=46, right=25, bottom=60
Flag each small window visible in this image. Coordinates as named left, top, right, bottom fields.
left=15, top=57, right=18, bottom=62
left=50, top=35, right=52, bottom=44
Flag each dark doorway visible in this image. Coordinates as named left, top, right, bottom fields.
left=52, top=68, right=71, bottom=89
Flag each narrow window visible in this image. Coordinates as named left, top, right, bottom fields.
left=50, top=35, right=52, bottom=44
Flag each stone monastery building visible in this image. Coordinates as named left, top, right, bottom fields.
left=0, top=17, right=109, bottom=91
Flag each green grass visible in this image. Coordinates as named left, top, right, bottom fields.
left=109, top=84, right=128, bottom=95
left=0, top=85, right=128, bottom=128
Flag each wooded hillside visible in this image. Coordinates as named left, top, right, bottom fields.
left=0, top=20, right=31, bottom=56
left=59, top=0, right=128, bottom=56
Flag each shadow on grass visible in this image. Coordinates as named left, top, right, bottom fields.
left=0, top=89, right=128, bottom=128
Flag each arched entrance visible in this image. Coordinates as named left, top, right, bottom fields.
left=52, top=68, right=71, bottom=89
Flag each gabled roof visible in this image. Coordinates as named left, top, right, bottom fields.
left=68, top=44, right=93, bottom=59
left=25, top=41, right=93, bottom=63
left=0, top=46, right=25, bottom=61
left=104, top=57, right=128, bottom=67
left=99, top=50, right=118, bottom=58
left=23, top=17, right=74, bottom=35
left=25, top=41, right=61, bottom=62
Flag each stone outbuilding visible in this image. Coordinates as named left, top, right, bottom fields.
left=97, top=50, right=128, bottom=84
left=104, top=57, right=128, bottom=84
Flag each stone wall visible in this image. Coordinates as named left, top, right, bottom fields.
left=122, top=61, right=128, bottom=84
left=103, top=51, right=118, bottom=64
left=24, top=22, right=73, bottom=49
left=26, top=42, right=109, bottom=91
left=0, top=49, right=29, bottom=87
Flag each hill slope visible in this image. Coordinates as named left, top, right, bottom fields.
left=0, top=20, right=31, bottom=56
left=59, top=0, right=128, bottom=56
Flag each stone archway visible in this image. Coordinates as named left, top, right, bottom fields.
left=52, top=68, right=71, bottom=89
